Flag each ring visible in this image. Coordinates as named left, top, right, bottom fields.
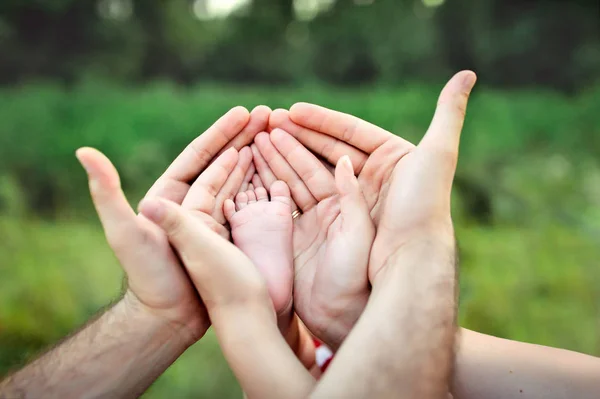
left=291, top=209, right=302, bottom=220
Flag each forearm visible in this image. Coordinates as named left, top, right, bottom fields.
left=453, top=328, right=600, bottom=399
left=313, top=240, right=457, bottom=398
left=0, top=293, right=192, bottom=399
left=211, top=303, right=315, bottom=399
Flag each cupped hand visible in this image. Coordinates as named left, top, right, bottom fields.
left=251, top=130, right=375, bottom=350
left=138, top=197, right=315, bottom=399
left=267, top=71, right=476, bottom=344
left=76, top=105, right=269, bottom=345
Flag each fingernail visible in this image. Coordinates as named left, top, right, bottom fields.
left=462, top=71, right=477, bottom=92
left=75, top=149, right=91, bottom=174
left=341, top=155, right=353, bottom=173
left=223, top=147, right=237, bottom=156
left=138, top=199, right=165, bottom=223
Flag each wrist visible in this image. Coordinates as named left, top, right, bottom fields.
left=307, top=297, right=366, bottom=351
left=371, top=235, right=456, bottom=289
left=118, top=291, right=200, bottom=351
left=371, top=224, right=456, bottom=285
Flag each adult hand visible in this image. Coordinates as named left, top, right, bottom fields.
left=267, top=71, right=476, bottom=345
left=76, top=105, right=269, bottom=346
left=251, top=132, right=375, bottom=350
left=138, top=198, right=315, bottom=399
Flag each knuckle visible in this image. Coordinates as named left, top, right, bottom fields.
left=188, top=142, right=213, bottom=170
left=163, top=211, right=185, bottom=239
left=433, top=146, right=459, bottom=168
left=106, top=224, right=139, bottom=255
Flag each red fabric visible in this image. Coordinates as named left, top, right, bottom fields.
left=313, top=338, right=333, bottom=373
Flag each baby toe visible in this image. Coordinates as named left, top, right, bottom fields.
left=246, top=190, right=257, bottom=204
left=270, top=181, right=292, bottom=207
left=236, top=192, right=249, bottom=211
left=223, top=199, right=236, bottom=222
left=255, top=187, right=269, bottom=202
left=252, top=174, right=264, bottom=189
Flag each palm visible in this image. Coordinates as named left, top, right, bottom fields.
left=268, top=71, right=474, bottom=345
left=253, top=130, right=377, bottom=348
left=294, top=202, right=373, bottom=347
left=126, top=215, right=209, bottom=332
left=291, top=197, right=340, bottom=329
left=78, top=105, right=270, bottom=343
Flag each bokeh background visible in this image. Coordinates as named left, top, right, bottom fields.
left=1, top=0, right=600, bottom=397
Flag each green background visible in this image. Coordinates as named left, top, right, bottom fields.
left=1, top=0, right=599, bottom=397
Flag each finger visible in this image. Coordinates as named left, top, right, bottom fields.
left=269, top=108, right=368, bottom=173
left=288, top=103, right=412, bottom=155
left=254, top=132, right=318, bottom=212
left=256, top=187, right=269, bottom=202
left=252, top=173, right=264, bottom=189
left=251, top=144, right=278, bottom=190
left=335, top=156, right=374, bottom=233
left=251, top=145, right=300, bottom=212
left=146, top=106, right=250, bottom=203
left=214, top=105, right=271, bottom=160
left=246, top=190, right=257, bottom=204
left=76, top=148, right=138, bottom=246
left=138, top=198, right=261, bottom=297
left=76, top=147, right=157, bottom=288
left=270, top=128, right=336, bottom=201
left=138, top=197, right=314, bottom=399
left=223, top=199, right=236, bottom=222
left=419, top=70, right=477, bottom=158
left=269, top=181, right=293, bottom=209
left=182, top=147, right=239, bottom=213
left=236, top=192, right=249, bottom=211
left=213, top=146, right=253, bottom=223
left=247, top=183, right=254, bottom=191
left=239, top=162, right=256, bottom=192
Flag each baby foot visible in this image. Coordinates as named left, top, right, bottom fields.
left=224, top=181, right=294, bottom=317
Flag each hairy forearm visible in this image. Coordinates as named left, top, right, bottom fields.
left=312, top=239, right=457, bottom=398
left=453, top=328, right=600, bottom=399
left=0, top=294, right=192, bottom=399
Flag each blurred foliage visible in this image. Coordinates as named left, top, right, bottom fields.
left=1, top=82, right=600, bottom=398
left=1, top=81, right=600, bottom=225
left=1, top=0, right=600, bottom=397
left=0, top=0, right=598, bottom=89
left=0, top=216, right=242, bottom=398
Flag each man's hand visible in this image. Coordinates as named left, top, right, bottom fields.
left=267, top=71, right=475, bottom=341
left=139, top=198, right=315, bottom=399
left=251, top=132, right=375, bottom=350
left=76, top=106, right=268, bottom=344
left=304, top=71, right=476, bottom=399
left=1, top=106, right=271, bottom=399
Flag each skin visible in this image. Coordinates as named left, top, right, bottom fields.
left=269, top=71, right=600, bottom=398
left=131, top=72, right=476, bottom=397
left=224, top=181, right=295, bottom=329
left=139, top=198, right=315, bottom=399
left=4, top=71, right=599, bottom=398
left=0, top=105, right=270, bottom=398
left=2, top=72, right=468, bottom=398
left=253, top=133, right=376, bottom=350
left=139, top=110, right=462, bottom=398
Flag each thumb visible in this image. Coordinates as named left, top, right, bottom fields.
left=138, top=197, right=195, bottom=253
left=76, top=147, right=138, bottom=252
left=419, top=70, right=477, bottom=159
left=138, top=198, right=266, bottom=306
left=335, top=155, right=373, bottom=232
